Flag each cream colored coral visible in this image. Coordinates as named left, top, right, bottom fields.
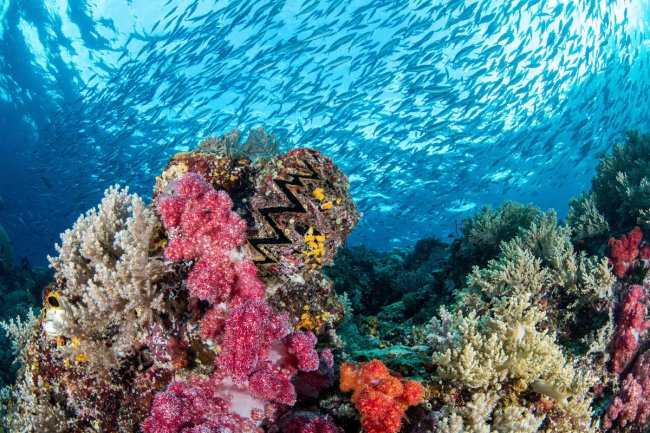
left=3, top=369, right=73, bottom=432
left=491, top=405, right=544, bottom=433
left=48, top=185, right=169, bottom=371
left=433, top=295, right=568, bottom=388
left=430, top=294, right=595, bottom=432
left=435, top=392, right=545, bottom=433
left=0, top=310, right=38, bottom=367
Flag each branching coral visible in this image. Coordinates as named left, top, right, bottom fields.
left=567, top=193, right=610, bottom=241
left=2, top=374, right=72, bottom=433
left=453, top=201, right=542, bottom=274
left=435, top=391, right=545, bottom=433
left=461, top=210, right=615, bottom=345
left=592, top=131, right=650, bottom=231
left=0, top=311, right=38, bottom=368
left=428, top=294, right=595, bottom=432
left=47, top=185, right=169, bottom=370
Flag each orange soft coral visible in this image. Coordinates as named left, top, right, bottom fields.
left=339, top=359, right=424, bottom=433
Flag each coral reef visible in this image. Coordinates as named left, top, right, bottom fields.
left=7, top=129, right=650, bottom=433
left=0, top=131, right=359, bottom=433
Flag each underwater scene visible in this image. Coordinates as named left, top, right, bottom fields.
left=2, top=0, right=650, bottom=432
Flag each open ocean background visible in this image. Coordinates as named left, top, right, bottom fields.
left=0, top=0, right=649, bottom=265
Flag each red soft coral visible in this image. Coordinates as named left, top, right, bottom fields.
left=216, top=301, right=320, bottom=406
left=605, top=349, right=650, bottom=428
left=609, top=226, right=647, bottom=278
left=612, top=285, right=650, bottom=374
left=339, top=359, right=424, bottom=433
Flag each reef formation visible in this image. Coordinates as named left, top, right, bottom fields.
left=2, top=130, right=650, bottom=433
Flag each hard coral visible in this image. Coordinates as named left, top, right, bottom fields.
left=340, top=359, right=424, bottom=433
left=611, top=285, right=650, bottom=374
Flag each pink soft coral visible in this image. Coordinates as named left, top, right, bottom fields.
left=612, top=285, right=650, bottom=374
left=154, top=172, right=325, bottom=429
left=217, top=301, right=321, bottom=406
left=141, top=376, right=261, bottom=433
left=218, top=300, right=288, bottom=384
left=157, top=172, right=264, bottom=306
left=605, top=349, right=650, bottom=429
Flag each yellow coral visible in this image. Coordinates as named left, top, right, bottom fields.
left=313, top=188, right=325, bottom=201
left=302, top=227, right=326, bottom=269
left=296, top=304, right=330, bottom=332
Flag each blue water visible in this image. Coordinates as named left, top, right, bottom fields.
left=1, top=0, right=649, bottom=265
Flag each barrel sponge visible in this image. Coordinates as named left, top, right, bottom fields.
left=0, top=221, right=12, bottom=272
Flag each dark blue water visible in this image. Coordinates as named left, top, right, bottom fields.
left=1, top=0, right=649, bottom=265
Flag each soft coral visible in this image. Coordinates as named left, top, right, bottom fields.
left=340, top=359, right=424, bottom=433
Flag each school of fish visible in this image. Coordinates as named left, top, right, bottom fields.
left=0, top=0, right=649, bottom=261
